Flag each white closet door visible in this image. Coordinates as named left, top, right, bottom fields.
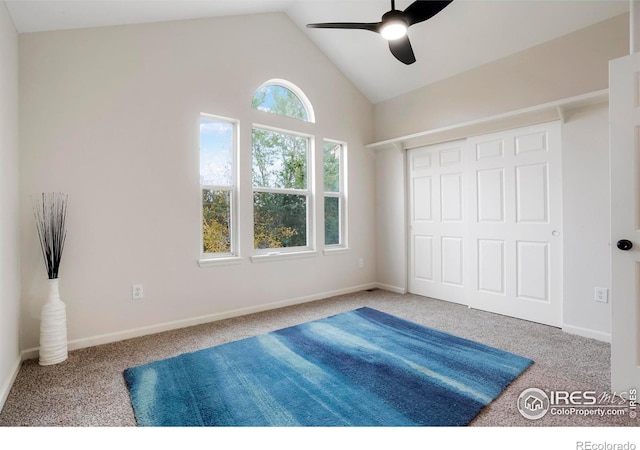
left=408, top=140, right=467, bottom=305
left=407, top=122, right=562, bottom=327
left=467, top=122, right=562, bottom=327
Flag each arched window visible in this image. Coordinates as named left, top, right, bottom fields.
left=200, top=78, right=346, bottom=266
left=252, top=79, right=315, bottom=123
left=251, top=80, right=315, bottom=255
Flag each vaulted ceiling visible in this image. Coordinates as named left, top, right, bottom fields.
left=5, top=0, right=630, bottom=103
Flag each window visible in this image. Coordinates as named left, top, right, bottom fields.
left=198, top=79, right=346, bottom=265
left=252, top=127, right=311, bottom=251
left=200, top=114, right=237, bottom=258
left=252, top=80, right=315, bottom=123
left=323, top=140, right=346, bottom=247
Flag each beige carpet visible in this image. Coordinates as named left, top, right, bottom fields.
left=0, top=289, right=637, bottom=427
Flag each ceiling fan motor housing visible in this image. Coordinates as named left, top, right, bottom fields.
left=382, top=9, right=409, bottom=26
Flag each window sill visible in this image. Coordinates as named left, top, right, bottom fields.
left=198, top=256, right=243, bottom=268
left=323, top=247, right=350, bottom=256
left=250, top=250, right=318, bottom=263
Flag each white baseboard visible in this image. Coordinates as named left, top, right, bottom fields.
left=21, top=283, right=379, bottom=360
left=0, top=356, right=21, bottom=412
left=375, top=283, right=407, bottom=294
left=562, top=323, right=611, bottom=343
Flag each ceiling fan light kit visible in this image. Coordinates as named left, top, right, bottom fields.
left=306, top=0, right=453, bottom=65
left=380, top=10, right=408, bottom=40
left=380, top=23, right=407, bottom=41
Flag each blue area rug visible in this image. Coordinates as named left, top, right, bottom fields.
left=123, top=307, right=532, bottom=426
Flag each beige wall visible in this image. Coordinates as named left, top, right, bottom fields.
left=561, top=103, right=611, bottom=340
left=0, top=1, right=20, bottom=408
left=374, top=149, right=406, bottom=294
left=19, top=13, right=376, bottom=352
left=13, top=7, right=624, bottom=360
left=373, top=14, right=628, bottom=142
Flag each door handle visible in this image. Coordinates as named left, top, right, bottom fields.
left=617, top=239, right=633, bottom=251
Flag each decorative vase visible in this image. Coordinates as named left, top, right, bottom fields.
left=39, top=278, right=68, bottom=366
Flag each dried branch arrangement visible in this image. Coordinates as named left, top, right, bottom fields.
left=32, top=193, right=68, bottom=279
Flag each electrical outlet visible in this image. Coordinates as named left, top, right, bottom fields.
left=594, top=287, right=608, bottom=303
left=132, top=284, right=144, bottom=300
left=359, top=258, right=365, bottom=268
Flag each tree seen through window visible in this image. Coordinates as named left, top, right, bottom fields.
left=252, top=128, right=309, bottom=250
left=252, top=83, right=310, bottom=122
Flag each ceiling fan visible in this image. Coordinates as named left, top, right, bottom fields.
left=306, top=0, right=453, bottom=65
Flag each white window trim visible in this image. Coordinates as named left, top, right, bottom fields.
left=251, top=124, right=315, bottom=256
left=253, top=79, right=316, bottom=123
left=322, top=247, right=350, bottom=256
left=250, top=250, right=318, bottom=263
left=323, top=139, right=347, bottom=250
left=252, top=123, right=312, bottom=139
left=200, top=184, right=236, bottom=258
left=198, top=256, right=244, bottom=268
left=199, top=113, right=240, bottom=262
left=253, top=187, right=309, bottom=196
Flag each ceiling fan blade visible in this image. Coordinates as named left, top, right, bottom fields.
left=403, top=0, right=453, bottom=26
left=306, top=22, right=380, bottom=33
left=389, top=35, right=416, bottom=65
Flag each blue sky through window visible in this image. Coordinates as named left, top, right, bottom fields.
left=252, top=84, right=308, bottom=121
left=200, top=116, right=233, bottom=187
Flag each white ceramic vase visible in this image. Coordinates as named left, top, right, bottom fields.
left=39, top=278, right=68, bottom=366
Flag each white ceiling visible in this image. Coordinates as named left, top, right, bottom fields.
left=5, top=0, right=631, bottom=103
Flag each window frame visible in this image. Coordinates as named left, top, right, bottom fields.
left=251, top=123, right=315, bottom=256
left=198, top=113, right=241, bottom=266
left=252, top=79, right=316, bottom=123
left=198, top=80, right=346, bottom=266
left=323, top=139, right=347, bottom=251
